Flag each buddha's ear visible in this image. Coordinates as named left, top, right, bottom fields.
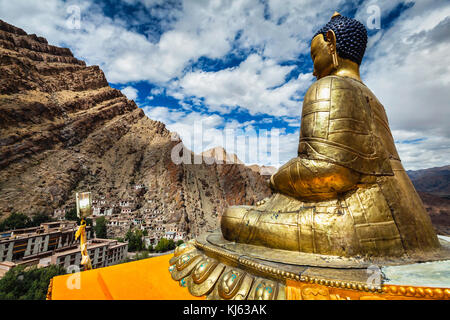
left=326, top=29, right=339, bottom=68
left=326, top=29, right=337, bottom=50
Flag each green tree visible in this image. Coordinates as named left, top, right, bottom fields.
left=125, top=229, right=144, bottom=252
left=0, top=213, right=31, bottom=232
left=0, top=212, right=56, bottom=232
left=0, top=265, right=66, bottom=300
left=64, top=208, right=92, bottom=227
left=94, top=216, right=107, bottom=238
left=85, top=218, right=93, bottom=227
left=168, top=239, right=176, bottom=251
left=154, top=238, right=176, bottom=252
left=154, top=238, right=168, bottom=252
left=64, top=208, right=77, bottom=221
left=30, top=213, right=54, bottom=226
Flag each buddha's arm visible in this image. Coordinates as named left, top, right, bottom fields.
left=269, top=158, right=360, bottom=200
left=269, top=77, right=370, bottom=200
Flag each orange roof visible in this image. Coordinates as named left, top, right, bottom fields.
left=48, top=254, right=204, bottom=300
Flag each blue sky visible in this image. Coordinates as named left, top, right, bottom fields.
left=1, top=0, right=449, bottom=169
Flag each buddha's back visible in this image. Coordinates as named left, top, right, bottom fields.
left=348, top=77, right=440, bottom=253
left=300, top=75, right=441, bottom=255
left=295, top=74, right=440, bottom=255
left=220, top=13, right=441, bottom=258
left=298, top=75, right=397, bottom=176
left=222, top=75, right=440, bottom=257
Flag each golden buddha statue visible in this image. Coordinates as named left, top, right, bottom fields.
left=163, top=13, right=449, bottom=301
left=221, top=12, right=440, bottom=258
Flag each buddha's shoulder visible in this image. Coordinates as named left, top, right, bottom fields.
left=304, top=76, right=365, bottom=103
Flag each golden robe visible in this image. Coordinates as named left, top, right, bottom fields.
left=221, top=75, right=440, bottom=257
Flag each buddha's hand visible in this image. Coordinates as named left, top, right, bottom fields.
left=269, top=157, right=361, bottom=201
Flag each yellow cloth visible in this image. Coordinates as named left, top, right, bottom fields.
left=49, top=254, right=204, bottom=300
left=75, top=221, right=92, bottom=269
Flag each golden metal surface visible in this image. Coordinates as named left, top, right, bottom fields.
left=296, top=75, right=394, bottom=176
left=191, top=257, right=219, bottom=284
left=270, top=158, right=361, bottom=200
left=171, top=252, right=202, bottom=281
left=204, top=231, right=449, bottom=268
left=331, top=11, right=341, bottom=19
left=247, top=278, right=279, bottom=300
left=168, top=247, right=289, bottom=300
left=195, top=235, right=449, bottom=289
left=217, top=268, right=247, bottom=299
left=174, top=242, right=195, bottom=257
left=187, top=262, right=226, bottom=297
left=222, top=175, right=440, bottom=257
left=170, top=242, right=197, bottom=265
left=169, top=255, right=180, bottom=266
left=207, top=267, right=255, bottom=300
left=221, top=14, right=440, bottom=257
left=194, top=236, right=371, bottom=288
left=168, top=241, right=449, bottom=300
left=286, top=280, right=450, bottom=300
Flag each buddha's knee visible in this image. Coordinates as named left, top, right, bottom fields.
left=221, top=205, right=252, bottom=241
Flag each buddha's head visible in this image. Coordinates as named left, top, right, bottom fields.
left=311, top=13, right=367, bottom=80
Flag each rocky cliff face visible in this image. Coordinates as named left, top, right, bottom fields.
left=0, top=20, right=271, bottom=237
left=416, top=192, right=450, bottom=236
left=407, top=165, right=450, bottom=197
left=407, top=166, right=450, bottom=236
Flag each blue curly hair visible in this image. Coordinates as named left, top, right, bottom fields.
left=313, top=14, right=368, bottom=65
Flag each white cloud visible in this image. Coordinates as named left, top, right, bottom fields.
left=143, top=106, right=298, bottom=166
left=0, top=0, right=344, bottom=84
left=143, top=106, right=224, bottom=153
left=170, top=54, right=314, bottom=116
left=121, top=86, right=139, bottom=101
left=360, top=0, right=450, bottom=169
left=395, top=135, right=450, bottom=170
left=150, top=87, right=164, bottom=96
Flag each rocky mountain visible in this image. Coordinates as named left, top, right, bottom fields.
left=201, top=146, right=243, bottom=165
left=416, top=191, right=450, bottom=235
left=0, top=20, right=271, bottom=238
left=247, top=164, right=277, bottom=177
left=407, top=166, right=450, bottom=235
left=407, top=165, right=450, bottom=197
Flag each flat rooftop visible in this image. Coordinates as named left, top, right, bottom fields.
left=51, top=238, right=127, bottom=258
left=0, top=221, right=84, bottom=242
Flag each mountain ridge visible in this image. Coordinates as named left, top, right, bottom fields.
left=407, top=165, right=450, bottom=235
left=407, top=165, right=450, bottom=197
